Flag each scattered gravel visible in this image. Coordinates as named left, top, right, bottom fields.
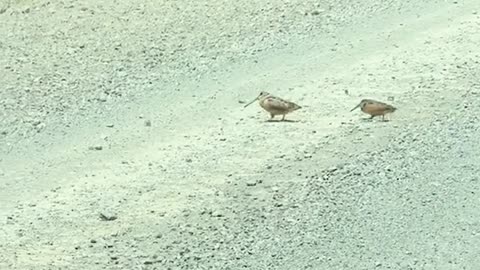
left=1, top=0, right=480, bottom=269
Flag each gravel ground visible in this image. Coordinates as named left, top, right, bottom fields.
left=1, top=0, right=480, bottom=269
left=0, top=0, right=448, bottom=151
left=0, top=0, right=413, bottom=151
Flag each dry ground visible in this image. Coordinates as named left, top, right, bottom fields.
left=1, top=0, right=480, bottom=269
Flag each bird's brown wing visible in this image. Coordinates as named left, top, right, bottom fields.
left=264, top=97, right=291, bottom=112
left=364, top=99, right=387, bottom=106
left=364, top=102, right=391, bottom=115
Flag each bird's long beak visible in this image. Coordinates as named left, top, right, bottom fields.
left=243, top=97, right=259, bottom=108
left=350, top=103, right=361, bottom=112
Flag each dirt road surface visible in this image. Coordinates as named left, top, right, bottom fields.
left=1, top=0, right=480, bottom=269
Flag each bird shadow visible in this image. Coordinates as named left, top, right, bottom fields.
left=265, top=119, right=299, bottom=123
left=361, top=118, right=390, bottom=122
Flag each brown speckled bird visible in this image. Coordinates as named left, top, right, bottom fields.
left=350, top=99, right=397, bottom=121
left=244, top=92, right=301, bottom=121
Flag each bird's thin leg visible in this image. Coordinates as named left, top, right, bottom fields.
left=281, top=115, right=285, bottom=121
left=270, top=114, right=275, bottom=120
left=370, top=115, right=375, bottom=119
left=382, top=115, right=385, bottom=121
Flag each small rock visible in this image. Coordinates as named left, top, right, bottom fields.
left=246, top=180, right=257, bottom=186
left=327, top=166, right=338, bottom=173
left=106, top=124, right=114, bottom=128
left=144, top=120, right=151, bottom=127
left=210, top=211, right=224, bottom=218
left=90, top=239, right=97, bottom=244
left=89, top=146, right=103, bottom=151
left=99, top=213, right=117, bottom=221
left=34, top=122, right=46, bottom=132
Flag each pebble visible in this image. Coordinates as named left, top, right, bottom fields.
left=34, top=122, right=46, bottom=132
left=210, top=211, right=224, bottom=218
left=246, top=180, right=257, bottom=187
left=99, top=212, right=117, bottom=221
left=88, top=145, right=103, bottom=151
left=327, top=166, right=338, bottom=173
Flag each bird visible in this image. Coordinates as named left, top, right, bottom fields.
left=350, top=99, right=397, bottom=121
left=244, top=92, right=302, bottom=121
